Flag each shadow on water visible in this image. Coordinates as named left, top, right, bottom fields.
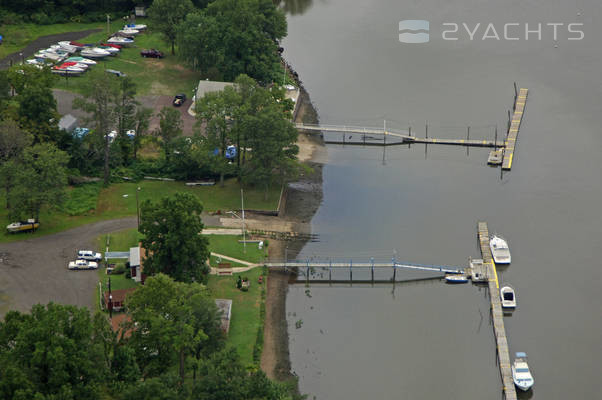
left=279, top=0, right=314, bottom=15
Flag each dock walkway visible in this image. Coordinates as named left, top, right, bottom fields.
left=296, top=123, right=505, bottom=148
left=502, top=88, right=528, bottom=170
left=477, top=222, right=517, bottom=400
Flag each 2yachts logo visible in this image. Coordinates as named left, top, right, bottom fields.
left=399, top=20, right=584, bottom=43
left=398, top=20, right=430, bottom=43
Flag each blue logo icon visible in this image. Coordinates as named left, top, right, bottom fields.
left=399, top=20, right=430, bottom=43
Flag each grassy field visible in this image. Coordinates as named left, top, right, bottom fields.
left=0, top=179, right=281, bottom=243
left=53, top=26, right=200, bottom=96
left=0, top=21, right=111, bottom=59
left=207, top=234, right=267, bottom=266
left=207, top=267, right=265, bottom=367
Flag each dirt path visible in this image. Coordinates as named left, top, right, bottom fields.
left=0, top=217, right=136, bottom=317
left=0, top=29, right=101, bottom=70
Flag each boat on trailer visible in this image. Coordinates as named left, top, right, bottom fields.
left=6, top=219, right=39, bottom=233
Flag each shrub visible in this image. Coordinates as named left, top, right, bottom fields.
left=60, top=183, right=102, bottom=216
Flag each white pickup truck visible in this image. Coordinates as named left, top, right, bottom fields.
left=78, top=250, right=102, bottom=261
left=68, top=259, right=98, bottom=270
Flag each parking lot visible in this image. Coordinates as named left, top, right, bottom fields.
left=0, top=217, right=136, bottom=317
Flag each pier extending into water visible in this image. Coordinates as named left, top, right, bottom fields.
left=502, top=87, right=528, bottom=170
left=263, top=260, right=464, bottom=283
left=477, top=221, right=517, bottom=400
left=295, top=123, right=505, bottom=148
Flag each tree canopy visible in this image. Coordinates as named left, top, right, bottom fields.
left=139, top=192, right=210, bottom=283
left=148, top=0, right=194, bottom=55
left=178, top=0, right=287, bottom=82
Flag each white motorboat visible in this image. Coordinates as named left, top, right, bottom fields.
left=124, top=23, right=147, bottom=31
left=445, top=274, right=469, bottom=283
left=52, top=65, right=85, bottom=76
left=80, top=47, right=111, bottom=58
left=34, top=50, right=66, bottom=62
left=62, top=61, right=89, bottom=70
left=512, top=352, right=534, bottom=391
left=65, top=56, right=97, bottom=65
left=118, top=28, right=139, bottom=36
left=500, top=286, right=516, bottom=308
left=490, top=234, right=511, bottom=264
left=97, top=45, right=120, bottom=55
left=107, top=36, right=135, bottom=46
left=59, top=41, right=81, bottom=51
left=51, top=43, right=76, bottom=54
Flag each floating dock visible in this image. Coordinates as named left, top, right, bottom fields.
left=502, top=88, right=528, bottom=170
left=477, top=222, right=517, bottom=400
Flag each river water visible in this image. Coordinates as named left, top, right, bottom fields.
left=282, top=1, right=602, bottom=399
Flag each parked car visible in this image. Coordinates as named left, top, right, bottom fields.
left=78, top=250, right=102, bottom=261
left=106, top=69, right=127, bottom=77
left=173, top=93, right=186, bottom=107
left=69, top=259, right=98, bottom=270
left=141, top=49, right=164, bottom=58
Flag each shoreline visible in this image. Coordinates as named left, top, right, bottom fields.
left=260, top=83, right=325, bottom=385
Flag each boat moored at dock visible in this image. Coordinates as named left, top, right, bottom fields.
left=490, top=234, right=511, bottom=264
left=512, top=352, right=534, bottom=391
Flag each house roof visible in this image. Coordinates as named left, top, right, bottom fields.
left=129, top=246, right=140, bottom=267
left=195, top=80, right=234, bottom=101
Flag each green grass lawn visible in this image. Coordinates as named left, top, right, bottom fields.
left=207, top=234, right=267, bottom=266
left=207, top=267, right=265, bottom=367
left=53, top=27, right=200, bottom=96
left=0, top=21, right=112, bottom=59
left=0, top=179, right=281, bottom=243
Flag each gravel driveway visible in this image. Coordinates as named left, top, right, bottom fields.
left=0, top=217, right=136, bottom=318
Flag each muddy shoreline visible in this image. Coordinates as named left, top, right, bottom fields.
left=260, top=82, right=324, bottom=385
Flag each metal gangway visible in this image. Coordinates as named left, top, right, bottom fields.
left=295, top=122, right=505, bottom=148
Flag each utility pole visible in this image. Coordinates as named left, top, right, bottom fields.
left=136, top=187, right=140, bottom=231
left=241, top=188, right=246, bottom=253
left=107, top=14, right=110, bottom=36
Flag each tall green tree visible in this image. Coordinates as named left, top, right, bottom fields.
left=9, top=142, right=69, bottom=222
left=126, top=274, right=222, bottom=381
left=243, top=103, right=298, bottom=199
left=133, top=107, right=153, bottom=160
left=178, top=0, right=287, bottom=82
left=0, top=303, right=108, bottom=400
left=155, top=106, right=183, bottom=163
left=114, top=76, right=139, bottom=165
left=73, top=71, right=119, bottom=185
left=139, top=192, right=210, bottom=283
left=195, top=86, right=240, bottom=186
left=148, top=0, right=194, bottom=55
left=0, top=119, right=32, bottom=209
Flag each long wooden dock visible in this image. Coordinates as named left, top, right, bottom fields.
left=477, top=222, right=517, bottom=400
left=502, top=88, right=528, bottom=170
left=296, top=123, right=505, bottom=148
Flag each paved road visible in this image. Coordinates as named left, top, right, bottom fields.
left=0, top=217, right=136, bottom=318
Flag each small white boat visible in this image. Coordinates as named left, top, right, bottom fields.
left=119, top=28, right=139, bottom=36
left=124, top=23, right=147, bottom=31
left=512, top=352, right=534, bottom=391
left=66, top=56, right=97, bottom=65
left=34, top=50, right=66, bottom=62
left=500, top=286, right=516, bottom=308
left=490, top=234, right=511, bottom=264
left=107, top=36, right=135, bottom=46
left=80, top=47, right=111, bottom=58
left=52, top=43, right=76, bottom=54
left=445, top=274, right=469, bottom=283
left=97, top=45, right=120, bottom=55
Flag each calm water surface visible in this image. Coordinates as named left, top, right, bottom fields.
left=282, top=0, right=602, bottom=399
